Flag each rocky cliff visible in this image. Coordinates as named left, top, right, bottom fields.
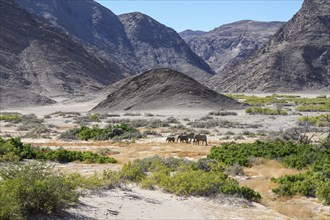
left=208, top=0, right=330, bottom=92
left=180, top=20, right=283, bottom=73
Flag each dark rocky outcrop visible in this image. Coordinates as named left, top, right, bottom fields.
left=207, top=0, right=330, bottom=92
left=92, top=68, right=243, bottom=112
left=180, top=20, right=284, bottom=73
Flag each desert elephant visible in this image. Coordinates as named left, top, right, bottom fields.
left=177, top=134, right=189, bottom=143
left=186, top=133, right=195, bottom=143
left=193, top=134, right=208, bottom=145
left=166, top=136, right=175, bottom=142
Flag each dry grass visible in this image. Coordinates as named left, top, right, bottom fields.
left=240, top=159, right=327, bottom=219
left=32, top=141, right=211, bottom=165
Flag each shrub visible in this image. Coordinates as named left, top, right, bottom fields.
left=246, top=107, right=288, bottom=115
left=209, top=111, right=238, bottom=116
left=0, top=163, right=79, bottom=219
left=147, top=119, right=170, bottom=128
left=0, top=136, right=116, bottom=164
left=208, top=141, right=328, bottom=169
left=143, top=130, right=160, bottom=136
left=50, top=111, right=81, bottom=118
left=103, top=157, right=261, bottom=202
left=166, top=117, right=179, bottom=124
left=208, top=140, right=330, bottom=204
left=0, top=113, right=22, bottom=123
left=123, top=113, right=141, bottom=116
left=74, top=114, right=102, bottom=124
left=59, top=124, right=140, bottom=141
left=297, top=114, right=330, bottom=127
left=199, top=115, right=214, bottom=121
left=107, top=114, right=121, bottom=117
left=225, top=164, right=244, bottom=176
left=271, top=162, right=330, bottom=205
left=24, top=124, right=52, bottom=139
left=96, top=148, right=120, bottom=156
left=295, top=104, right=329, bottom=112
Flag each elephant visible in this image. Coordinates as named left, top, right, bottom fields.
left=186, top=133, right=195, bottom=143
left=177, top=134, right=189, bottom=143
left=166, top=136, right=175, bottom=142
left=193, top=134, right=208, bottom=145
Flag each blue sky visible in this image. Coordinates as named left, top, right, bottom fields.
left=96, top=0, right=304, bottom=32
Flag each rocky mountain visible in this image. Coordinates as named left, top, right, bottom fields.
left=178, top=29, right=206, bottom=42
left=0, top=0, right=126, bottom=107
left=208, top=0, right=330, bottom=92
left=16, top=0, right=135, bottom=73
left=180, top=20, right=284, bottom=73
left=92, top=68, right=243, bottom=112
left=17, top=0, right=214, bottom=82
left=118, top=12, right=214, bottom=81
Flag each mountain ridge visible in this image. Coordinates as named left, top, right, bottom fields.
left=0, top=0, right=126, bottom=107
left=180, top=20, right=284, bottom=73
left=207, top=0, right=330, bottom=92
left=17, top=0, right=214, bottom=82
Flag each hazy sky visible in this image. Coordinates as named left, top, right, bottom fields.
left=95, top=0, right=304, bottom=32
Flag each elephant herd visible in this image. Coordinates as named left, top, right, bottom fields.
left=166, top=133, right=207, bottom=145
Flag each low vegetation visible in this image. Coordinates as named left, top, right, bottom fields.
left=0, top=112, right=23, bottom=122
left=295, top=104, right=329, bottom=112
left=59, top=124, right=142, bottom=141
left=0, top=163, right=79, bottom=219
left=208, top=111, right=238, bottom=116
left=225, top=94, right=330, bottom=113
left=106, top=118, right=170, bottom=129
left=297, top=114, right=330, bottom=127
left=103, top=157, right=261, bottom=201
left=208, top=141, right=330, bottom=205
left=0, top=136, right=116, bottom=163
left=246, top=107, right=288, bottom=115
left=187, top=119, right=261, bottom=129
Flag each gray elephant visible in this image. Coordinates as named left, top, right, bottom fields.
left=193, top=134, right=207, bottom=145
left=177, top=134, right=189, bottom=143
left=166, top=136, right=175, bottom=142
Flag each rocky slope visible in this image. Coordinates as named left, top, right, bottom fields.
left=0, top=0, right=126, bottom=107
left=177, top=29, right=206, bottom=43
left=17, top=0, right=214, bottom=82
left=208, top=0, right=330, bottom=92
left=119, top=12, right=214, bottom=81
left=16, top=0, right=135, bottom=73
left=92, top=68, right=242, bottom=112
left=180, top=20, right=284, bottom=73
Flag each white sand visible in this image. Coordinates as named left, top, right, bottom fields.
left=63, top=186, right=287, bottom=220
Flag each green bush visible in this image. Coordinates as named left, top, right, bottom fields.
left=246, top=107, right=288, bottom=115
left=0, top=136, right=116, bottom=164
left=295, top=104, right=329, bottom=112
left=0, top=163, right=79, bottom=219
left=0, top=113, right=22, bottom=123
left=208, top=141, right=328, bottom=169
left=59, top=124, right=141, bottom=141
left=272, top=161, right=330, bottom=205
left=226, top=94, right=329, bottom=109
left=103, top=157, right=261, bottom=202
left=207, top=140, right=330, bottom=204
left=297, top=114, right=330, bottom=127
